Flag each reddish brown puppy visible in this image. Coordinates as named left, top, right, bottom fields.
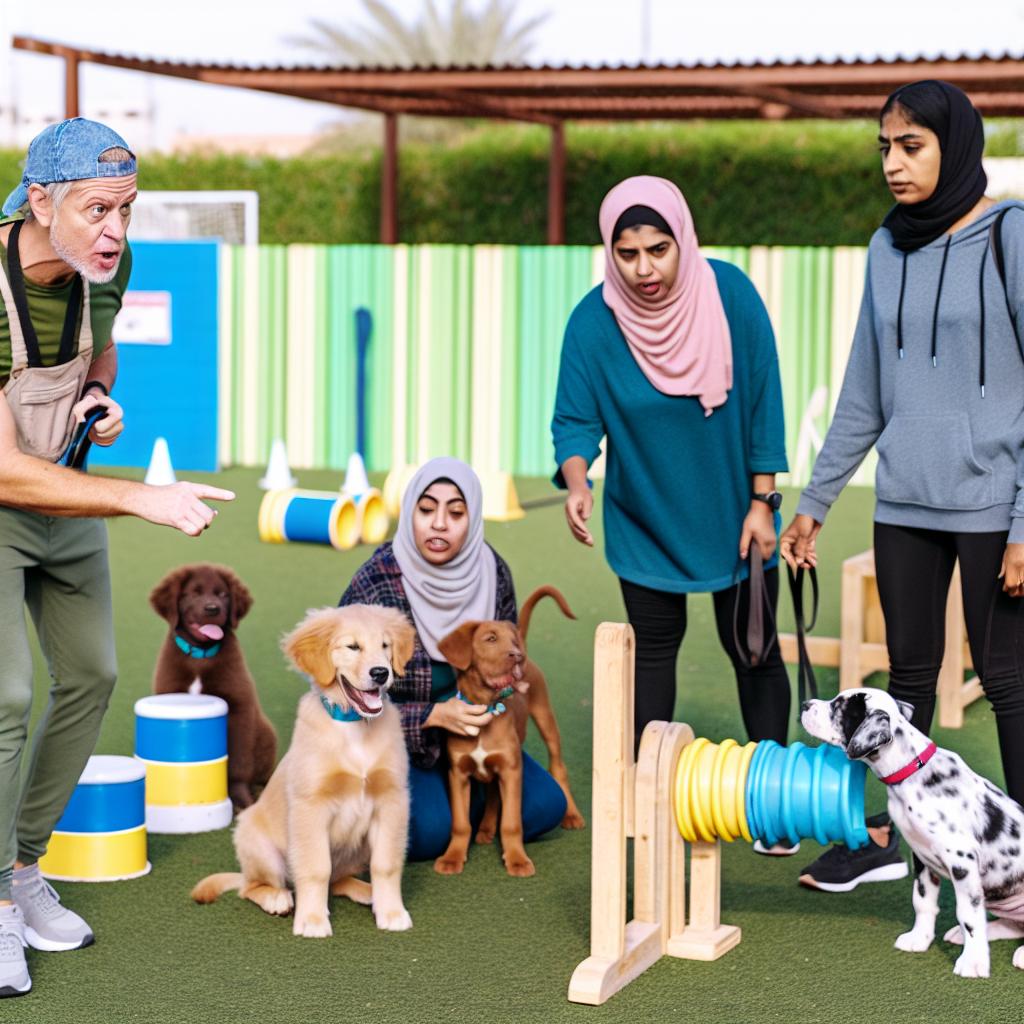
left=435, top=586, right=584, bottom=878
left=150, top=563, right=277, bottom=809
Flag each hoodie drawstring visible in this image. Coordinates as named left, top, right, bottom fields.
left=979, top=241, right=989, bottom=398
left=930, top=235, right=952, bottom=368
left=896, top=253, right=908, bottom=359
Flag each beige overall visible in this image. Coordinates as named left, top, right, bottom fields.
left=0, top=260, right=92, bottom=462
left=0, top=231, right=116, bottom=903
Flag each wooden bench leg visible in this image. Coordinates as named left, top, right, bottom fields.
left=840, top=556, right=865, bottom=691
left=937, top=562, right=985, bottom=729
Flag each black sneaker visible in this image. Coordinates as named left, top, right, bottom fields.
left=797, top=828, right=909, bottom=892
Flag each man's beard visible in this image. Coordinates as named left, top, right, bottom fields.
left=49, top=216, right=120, bottom=285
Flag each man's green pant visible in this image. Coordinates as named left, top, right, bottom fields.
left=0, top=507, right=117, bottom=900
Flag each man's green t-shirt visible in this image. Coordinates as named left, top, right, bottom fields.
left=0, top=215, right=132, bottom=388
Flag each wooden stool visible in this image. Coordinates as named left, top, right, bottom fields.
left=780, top=550, right=983, bottom=728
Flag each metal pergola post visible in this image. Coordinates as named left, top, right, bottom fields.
left=64, top=53, right=79, bottom=119
left=381, top=112, right=399, bottom=245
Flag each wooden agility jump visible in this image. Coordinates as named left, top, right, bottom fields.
left=568, top=622, right=741, bottom=1006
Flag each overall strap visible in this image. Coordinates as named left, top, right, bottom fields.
left=0, top=249, right=27, bottom=372
left=6, top=220, right=86, bottom=368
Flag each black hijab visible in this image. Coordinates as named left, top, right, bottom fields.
left=880, top=80, right=987, bottom=253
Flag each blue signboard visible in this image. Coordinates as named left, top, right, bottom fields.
left=89, top=240, right=219, bottom=472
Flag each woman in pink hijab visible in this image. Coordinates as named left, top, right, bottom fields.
left=551, top=176, right=792, bottom=850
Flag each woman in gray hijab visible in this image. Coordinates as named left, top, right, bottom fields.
left=339, top=457, right=567, bottom=861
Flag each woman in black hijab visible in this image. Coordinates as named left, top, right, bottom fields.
left=782, top=81, right=1024, bottom=905
left=880, top=80, right=989, bottom=252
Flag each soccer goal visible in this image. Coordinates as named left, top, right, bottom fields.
left=130, top=190, right=259, bottom=245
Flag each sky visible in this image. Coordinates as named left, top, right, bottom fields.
left=1, top=0, right=1023, bottom=150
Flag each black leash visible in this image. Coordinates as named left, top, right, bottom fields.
left=787, top=563, right=820, bottom=715
left=58, top=405, right=106, bottom=471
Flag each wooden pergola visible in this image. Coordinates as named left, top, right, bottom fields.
left=13, top=36, right=1024, bottom=243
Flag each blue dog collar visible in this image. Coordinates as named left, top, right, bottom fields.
left=457, top=686, right=515, bottom=717
left=320, top=694, right=365, bottom=723
left=174, top=635, right=221, bottom=659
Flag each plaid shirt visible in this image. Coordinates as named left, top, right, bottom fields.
left=338, top=541, right=517, bottom=768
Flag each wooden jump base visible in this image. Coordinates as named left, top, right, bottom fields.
left=568, top=623, right=740, bottom=1006
left=779, top=551, right=982, bottom=729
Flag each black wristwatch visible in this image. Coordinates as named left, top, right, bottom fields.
left=751, top=490, right=783, bottom=511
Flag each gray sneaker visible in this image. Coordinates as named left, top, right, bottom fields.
left=0, top=905, right=31, bottom=997
left=12, top=865, right=93, bottom=952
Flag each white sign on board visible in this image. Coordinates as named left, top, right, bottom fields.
left=113, top=291, right=173, bottom=345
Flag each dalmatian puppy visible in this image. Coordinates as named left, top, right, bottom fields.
left=801, top=688, right=1024, bottom=978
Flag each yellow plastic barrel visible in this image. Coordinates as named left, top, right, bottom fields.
left=138, top=756, right=228, bottom=806
left=39, top=756, right=150, bottom=882
left=41, top=827, right=149, bottom=883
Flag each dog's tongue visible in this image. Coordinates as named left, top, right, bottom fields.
left=363, top=688, right=383, bottom=713
left=197, top=624, right=224, bottom=641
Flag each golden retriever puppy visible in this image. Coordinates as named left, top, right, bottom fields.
left=191, top=604, right=416, bottom=936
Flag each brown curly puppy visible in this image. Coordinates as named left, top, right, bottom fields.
left=150, top=563, right=277, bottom=809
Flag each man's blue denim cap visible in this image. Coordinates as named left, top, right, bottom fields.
left=2, top=117, right=136, bottom=217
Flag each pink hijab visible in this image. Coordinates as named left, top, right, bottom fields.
left=599, top=176, right=732, bottom=415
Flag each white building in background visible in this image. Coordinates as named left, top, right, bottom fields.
left=167, top=133, right=320, bottom=157
left=1, top=0, right=157, bottom=151
left=985, top=158, right=1024, bottom=199
left=7, top=103, right=156, bottom=151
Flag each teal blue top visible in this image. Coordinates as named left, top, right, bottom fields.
left=551, top=260, right=788, bottom=594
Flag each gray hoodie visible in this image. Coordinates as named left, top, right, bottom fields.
left=798, top=200, right=1024, bottom=542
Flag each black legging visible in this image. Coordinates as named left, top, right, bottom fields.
left=874, top=522, right=1024, bottom=804
left=620, top=568, right=791, bottom=752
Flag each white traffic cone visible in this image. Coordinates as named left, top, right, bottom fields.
left=342, top=451, right=370, bottom=498
left=478, top=469, right=525, bottom=522
left=259, top=438, right=297, bottom=490
left=144, top=437, right=177, bottom=486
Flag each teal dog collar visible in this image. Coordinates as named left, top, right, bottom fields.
left=457, top=686, right=515, bottom=717
left=320, top=694, right=365, bottom=723
left=174, top=635, right=222, bottom=659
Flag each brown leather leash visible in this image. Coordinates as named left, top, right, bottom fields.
left=732, top=545, right=776, bottom=669
left=733, top=546, right=820, bottom=718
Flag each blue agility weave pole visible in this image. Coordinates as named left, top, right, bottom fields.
left=355, top=307, right=372, bottom=460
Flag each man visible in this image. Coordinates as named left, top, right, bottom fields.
left=0, top=118, right=234, bottom=999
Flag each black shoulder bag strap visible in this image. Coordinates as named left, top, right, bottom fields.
left=732, top=545, right=777, bottom=670
left=786, top=563, right=819, bottom=716
left=989, top=208, right=1024, bottom=365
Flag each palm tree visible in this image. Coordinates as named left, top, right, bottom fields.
left=286, top=0, right=549, bottom=68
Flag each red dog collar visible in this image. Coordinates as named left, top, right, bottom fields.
left=880, top=741, right=938, bottom=785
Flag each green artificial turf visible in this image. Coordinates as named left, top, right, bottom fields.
left=12, top=470, right=1021, bottom=1024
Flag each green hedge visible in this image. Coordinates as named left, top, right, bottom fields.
left=1, top=120, right=1020, bottom=245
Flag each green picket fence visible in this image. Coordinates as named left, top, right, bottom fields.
left=219, top=243, right=875, bottom=487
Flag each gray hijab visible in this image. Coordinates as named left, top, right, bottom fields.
left=391, top=457, right=497, bottom=661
